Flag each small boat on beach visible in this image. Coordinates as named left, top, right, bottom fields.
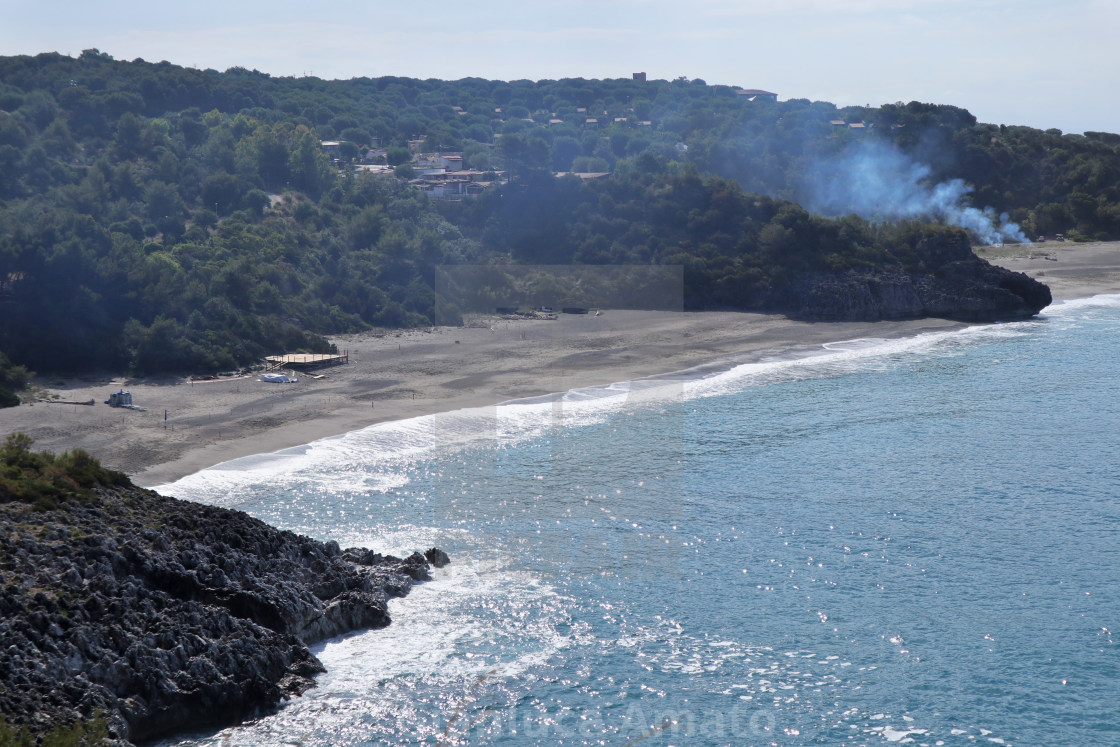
left=260, top=373, right=297, bottom=383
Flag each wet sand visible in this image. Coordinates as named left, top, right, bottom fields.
left=4, top=241, right=1118, bottom=488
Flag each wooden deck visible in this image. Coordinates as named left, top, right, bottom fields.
left=264, top=351, right=349, bottom=369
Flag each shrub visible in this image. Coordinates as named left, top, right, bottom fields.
left=0, top=433, right=129, bottom=508
left=0, top=712, right=110, bottom=746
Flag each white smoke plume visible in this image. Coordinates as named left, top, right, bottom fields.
left=799, top=140, right=1029, bottom=246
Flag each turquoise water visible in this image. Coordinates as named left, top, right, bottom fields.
left=160, top=295, right=1120, bottom=746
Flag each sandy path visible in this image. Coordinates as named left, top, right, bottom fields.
left=3, top=241, right=1118, bottom=488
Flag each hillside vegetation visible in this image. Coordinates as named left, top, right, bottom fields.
left=0, top=51, right=1108, bottom=377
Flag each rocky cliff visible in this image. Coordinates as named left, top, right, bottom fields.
left=0, top=477, right=448, bottom=744
left=778, top=233, right=1052, bottom=322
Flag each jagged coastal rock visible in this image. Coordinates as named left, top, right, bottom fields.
left=779, top=233, right=1052, bottom=321
left=0, top=482, right=448, bottom=744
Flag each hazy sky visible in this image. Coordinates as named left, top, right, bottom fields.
left=2, top=0, right=1117, bottom=135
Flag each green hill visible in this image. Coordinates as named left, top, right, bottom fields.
left=0, top=51, right=1098, bottom=379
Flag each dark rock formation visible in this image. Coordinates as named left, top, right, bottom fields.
left=425, top=547, right=451, bottom=568
left=0, top=483, right=448, bottom=744
left=776, top=233, right=1052, bottom=322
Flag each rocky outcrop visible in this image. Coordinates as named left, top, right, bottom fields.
left=777, top=233, right=1052, bottom=322
left=0, top=484, right=447, bottom=744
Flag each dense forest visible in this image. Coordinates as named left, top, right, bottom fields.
left=1, top=50, right=1116, bottom=386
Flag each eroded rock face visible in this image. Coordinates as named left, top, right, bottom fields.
left=0, top=485, right=447, bottom=744
left=778, top=233, right=1052, bottom=322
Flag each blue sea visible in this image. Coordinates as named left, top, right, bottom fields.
left=159, top=295, right=1120, bottom=747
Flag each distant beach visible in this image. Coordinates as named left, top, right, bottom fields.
left=976, top=238, right=1120, bottom=300
left=3, top=241, right=1117, bottom=487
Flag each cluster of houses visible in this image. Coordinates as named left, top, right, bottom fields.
left=407, top=153, right=505, bottom=200
left=321, top=140, right=508, bottom=200
left=828, top=120, right=907, bottom=133
left=321, top=81, right=780, bottom=200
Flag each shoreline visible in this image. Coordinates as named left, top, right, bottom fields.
left=975, top=238, right=1120, bottom=300
left=0, top=471, right=450, bottom=743
left=4, top=241, right=1119, bottom=489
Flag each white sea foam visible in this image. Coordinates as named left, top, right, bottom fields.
left=681, top=323, right=1030, bottom=401
left=158, top=321, right=1034, bottom=503
left=314, top=559, right=568, bottom=683
left=1045, top=291, right=1120, bottom=312
left=153, top=303, right=1117, bottom=747
left=161, top=545, right=576, bottom=747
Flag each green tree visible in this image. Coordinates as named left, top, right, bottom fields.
left=237, top=124, right=289, bottom=188
left=497, top=133, right=550, bottom=181
left=386, top=146, right=413, bottom=166
left=0, top=351, right=32, bottom=408
left=289, top=126, right=335, bottom=197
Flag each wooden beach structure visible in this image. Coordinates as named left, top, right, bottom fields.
left=264, top=350, right=349, bottom=371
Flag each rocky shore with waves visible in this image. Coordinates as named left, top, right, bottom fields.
left=0, top=437, right=449, bottom=744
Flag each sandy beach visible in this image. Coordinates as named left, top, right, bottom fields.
left=4, top=241, right=1118, bottom=488
left=976, top=239, right=1120, bottom=300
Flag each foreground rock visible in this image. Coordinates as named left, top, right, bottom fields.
left=0, top=480, right=448, bottom=744
left=779, top=232, right=1052, bottom=322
